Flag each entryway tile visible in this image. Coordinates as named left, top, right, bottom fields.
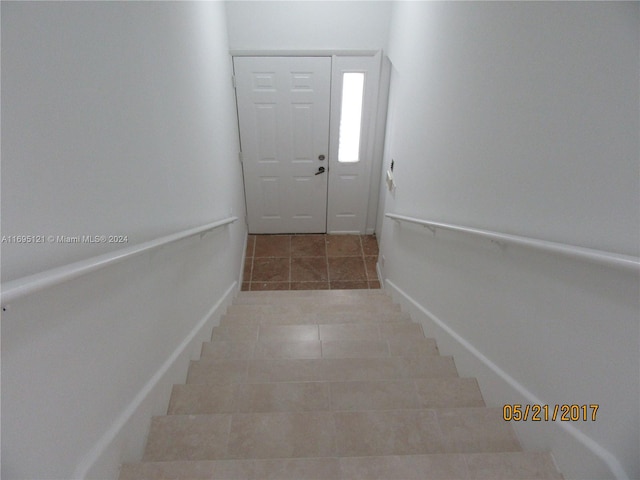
left=328, top=257, right=367, bottom=281
left=290, top=281, right=330, bottom=290
left=290, top=257, right=328, bottom=282
left=250, top=282, right=290, bottom=291
left=246, top=235, right=256, bottom=257
left=291, top=235, right=326, bottom=257
left=331, top=280, right=369, bottom=290
left=254, top=235, right=291, bottom=258
left=364, top=256, right=378, bottom=280
left=252, top=258, right=289, bottom=282
left=361, top=234, right=379, bottom=255
left=326, top=235, right=362, bottom=256
left=244, top=234, right=379, bottom=291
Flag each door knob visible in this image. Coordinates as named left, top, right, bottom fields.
left=315, top=166, right=326, bottom=175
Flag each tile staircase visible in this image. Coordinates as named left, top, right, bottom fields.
left=120, top=290, right=563, bottom=479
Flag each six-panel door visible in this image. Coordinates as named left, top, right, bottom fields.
left=234, top=57, right=331, bottom=234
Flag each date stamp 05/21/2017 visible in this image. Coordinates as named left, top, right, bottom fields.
left=503, top=404, right=599, bottom=422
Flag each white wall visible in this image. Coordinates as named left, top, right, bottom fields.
left=383, top=1, right=638, bottom=256
left=379, top=2, right=639, bottom=480
left=225, top=0, right=391, bottom=52
left=1, top=2, right=246, bottom=478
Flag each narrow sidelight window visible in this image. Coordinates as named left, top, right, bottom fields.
left=338, top=72, right=365, bottom=163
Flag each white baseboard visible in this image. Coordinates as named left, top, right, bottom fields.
left=238, top=232, right=248, bottom=290
left=77, top=282, right=237, bottom=480
left=384, top=278, right=629, bottom=480
left=327, top=230, right=362, bottom=235
left=376, top=260, right=383, bottom=286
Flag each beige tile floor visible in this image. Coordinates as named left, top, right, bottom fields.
left=121, top=291, right=564, bottom=480
left=242, top=234, right=380, bottom=291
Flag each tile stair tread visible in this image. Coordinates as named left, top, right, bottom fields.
left=210, top=322, right=425, bottom=343
left=220, top=311, right=413, bottom=325
left=167, top=378, right=485, bottom=415
left=141, top=408, right=521, bottom=462
left=200, top=338, right=439, bottom=359
left=121, top=451, right=564, bottom=480
left=226, top=303, right=401, bottom=315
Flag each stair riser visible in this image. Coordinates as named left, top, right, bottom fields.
left=168, top=378, right=485, bottom=415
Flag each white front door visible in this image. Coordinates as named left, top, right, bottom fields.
left=234, top=56, right=331, bottom=233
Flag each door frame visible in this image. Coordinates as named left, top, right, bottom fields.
left=231, top=50, right=389, bottom=235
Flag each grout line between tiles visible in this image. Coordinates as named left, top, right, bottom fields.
left=288, top=235, right=292, bottom=284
